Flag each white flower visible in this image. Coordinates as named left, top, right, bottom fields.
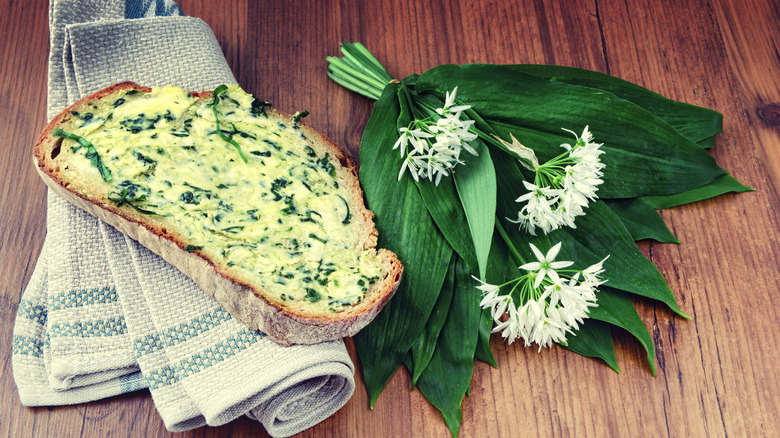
left=393, top=87, right=479, bottom=185
left=436, top=86, right=472, bottom=117
left=492, top=308, right=521, bottom=345
left=392, top=128, right=409, bottom=155
left=474, top=276, right=499, bottom=294
left=476, top=242, right=609, bottom=351
left=510, top=126, right=606, bottom=235
left=393, top=127, right=433, bottom=157
left=581, top=255, right=609, bottom=287
left=508, top=181, right=565, bottom=235
left=519, top=242, right=574, bottom=288
left=474, top=276, right=511, bottom=322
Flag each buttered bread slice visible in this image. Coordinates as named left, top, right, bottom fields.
left=34, top=82, right=402, bottom=345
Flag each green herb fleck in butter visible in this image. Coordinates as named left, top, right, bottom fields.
left=62, top=85, right=383, bottom=313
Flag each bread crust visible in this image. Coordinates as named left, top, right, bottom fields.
left=34, top=82, right=402, bottom=346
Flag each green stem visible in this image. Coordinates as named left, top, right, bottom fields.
left=338, top=51, right=389, bottom=86
left=345, top=42, right=393, bottom=82
left=107, top=189, right=159, bottom=215
left=327, top=58, right=388, bottom=91
left=495, top=219, right=525, bottom=266
left=327, top=70, right=382, bottom=100
left=327, top=42, right=395, bottom=101
left=505, top=276, right=525, bottom=297
left=402, top=85, right=430, bottom=121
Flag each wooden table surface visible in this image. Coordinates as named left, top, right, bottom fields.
left=2, top=0, right=779, bottom=436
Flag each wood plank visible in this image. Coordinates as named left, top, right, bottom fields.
left=1, top=0, right=778, bottom=436
left=598, top=1, right=780, bottom=437
left=0, top=0, right=50, bottom=435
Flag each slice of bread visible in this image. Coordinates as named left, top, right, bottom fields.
left=33, top=82, right=402, bottom=346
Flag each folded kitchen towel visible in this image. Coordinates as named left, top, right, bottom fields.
left=12, top=1, right=356, bottom=436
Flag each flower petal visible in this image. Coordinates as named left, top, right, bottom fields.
left=546, top=268, right=562, bottom=286
left=529, top=243, right=545, bottom=263
left=519, top=261, right=541, bottom=272
left=546, top=241, right=563, bottom=260
left=550, top=260, right=574, bottom=269
left=533, top=270, right=546, bottom=289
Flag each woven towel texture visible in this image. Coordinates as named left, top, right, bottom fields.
left=12, top=1, right=355, bottom=437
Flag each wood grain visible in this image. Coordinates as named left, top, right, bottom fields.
left=1, top=0, right=778, bottom=436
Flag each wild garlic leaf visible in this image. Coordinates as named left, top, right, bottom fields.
left=409, top=255, right=456, bottom=387
left=588, top=287, right=658, bottom=374
left=642, top=174, right=753, bottom=209
left=506, top=64, right=723, bottom=147
left=415, top=64, right=727, bottom=199
left=415, top=176, right=479, bottom=275
left=605, top=198, right=680, bottom=243
left=412, top=256, right=481, bottom=438
left=453, top=138, right=496, bottom=280
left=355, top=83, right=453, bottom=408
left=561, top=319, right=619, bottom=372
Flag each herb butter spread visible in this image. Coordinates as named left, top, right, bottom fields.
left=58, top=85, right=383, bottom=313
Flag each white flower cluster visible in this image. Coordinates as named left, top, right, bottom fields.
left=476, top=242, right=608, bottom=351
left=393, top=87, right=478, bottom=185
left=508, top=126, right=606, bottom=235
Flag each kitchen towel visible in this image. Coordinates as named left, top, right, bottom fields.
left=12, top=1, right=356, bottom=436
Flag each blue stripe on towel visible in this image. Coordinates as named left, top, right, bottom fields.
left=49, top=316, right=128, bottom=338
left=144, top=329, right=265, bottom=390
left=17, top=299, right=47, bottom=326
left=11, top=335, right=44, bottom=357
left=125, top=0, right=183, bottom=19
left=133, top=307, right=233, bottom=357
left=48, top=286, right=118, bottom=311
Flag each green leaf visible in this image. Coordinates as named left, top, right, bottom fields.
left=355, top=84, right=453, bottom=407
left=695, top=135, right=718, bottom=148
left=410, top=256, right=457, bottom=387
left=474, top=307, right=496, bottom=367
left=589, top=287, right=657, bottom=374
left=642, top=174, right=754, bottom=209
left=605, top=198, right=679, bottom=243
left=562, top=319, right=619, bottom=373
left=415, top=64, right=727, bottom=199
left=414, top=257, right=482, bottom=437
left=454, top=140, right=496, bottom=280
left=507, top=64, right=723, bottom=147
left=555, top=201, right=687, bottom=317
left=416, top=177, right=479, bottom=275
